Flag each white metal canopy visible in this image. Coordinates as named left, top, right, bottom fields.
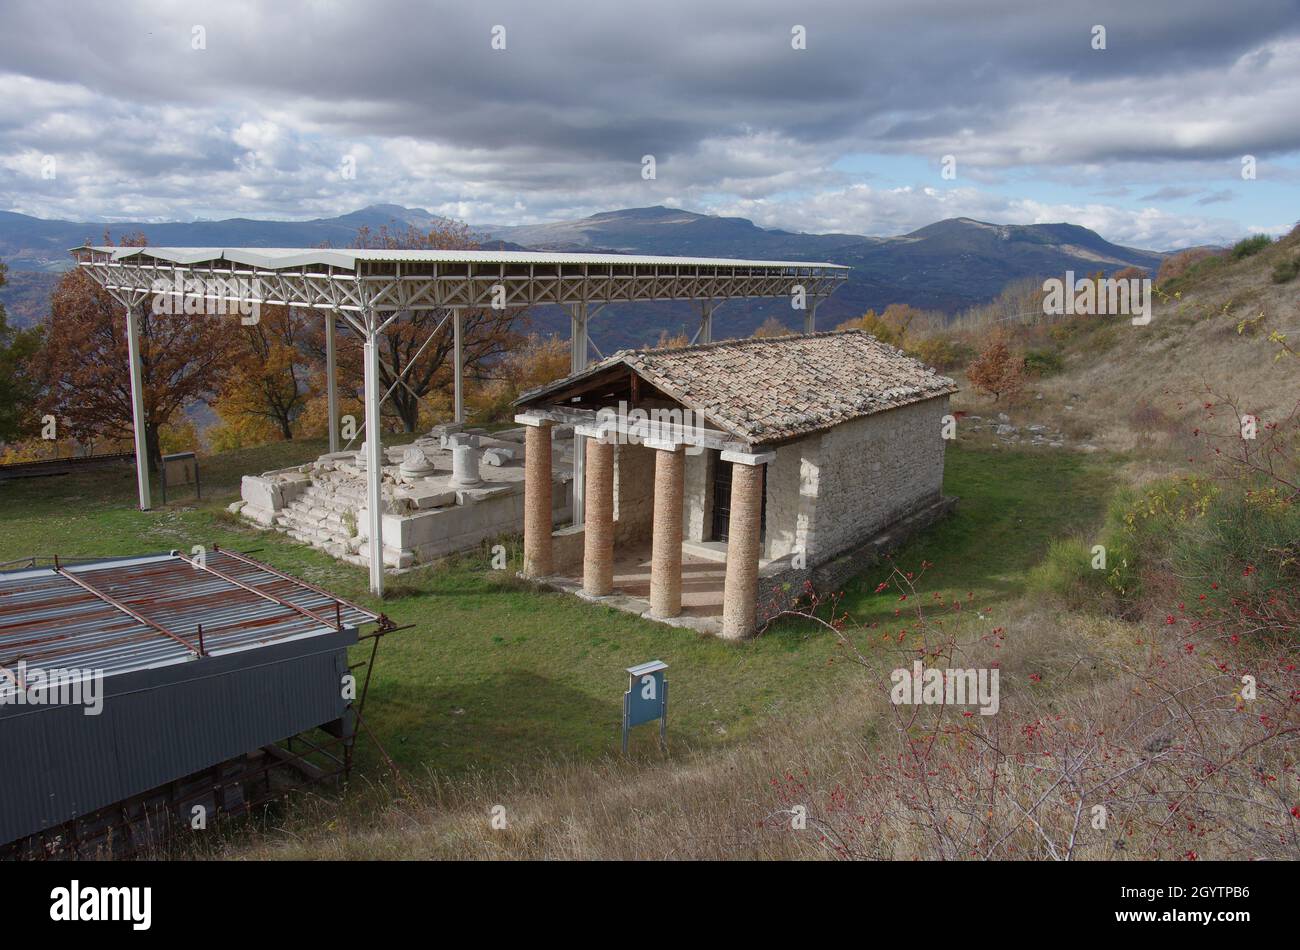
left=71, top=245, right=849, bottom=596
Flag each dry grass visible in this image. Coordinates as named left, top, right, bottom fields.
left=216, top=593, right=1297, bottom=861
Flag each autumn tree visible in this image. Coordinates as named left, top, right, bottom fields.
left=471, top=333, right=570, bottom=422
left=654, top=330, right=691, bottom=348
left=966, top=328, right=1025, bottom=402
left=0, top=262, right=44, bottom=444
left=836, top=303, right=925, bottom=347
left=308, top=220, right=526, bottom=432
left=212, top=305, right=316, bottom=440
left=751, top=316, right=790, bottom=338
left=40, top=238, right=239, bottom=470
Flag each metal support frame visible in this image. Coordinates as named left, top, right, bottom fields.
left=698, top=300, right=716, bottom=344
left=569, top=301, right=589, bottom=525
left=453, top=308, right=464, bottom=424
left=325, top=311, right=339, bottom=453
left=72, top=248, right=849, bottom=596
left=362, top=314, right=385, bottom=596
left=804, top=297, right=821, bottom=334
left=124, top=301, right=151, bottom=510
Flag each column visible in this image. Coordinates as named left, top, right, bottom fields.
left=649, top=443, right=685, bottom=618
left=325, top=312, right=339, bottom=453
left=362, top=326, right=385, bottom=596
left=582, top=436, right=615, bottom=596
left=125, top=300, right=152, bottom=510
left=698, top=301, right=714, bottom=344
left=721, top=451, right=772, bottom=638
left=453, top=309, right=464, bottom=424
left=570, top=302, right=588, bottom=524
left=521, top=419, right=554, bottom=577
left=804, top=298, right=820, bottom=334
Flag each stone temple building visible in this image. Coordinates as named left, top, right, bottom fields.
left=513, top=329, right=959, bottom=639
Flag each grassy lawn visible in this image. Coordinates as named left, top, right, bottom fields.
left=0, top=437, right=1116, bottom=780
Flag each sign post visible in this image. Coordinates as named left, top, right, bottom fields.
left=160, top=451, right=200, bottom=504
left=622, top=660, right=668, bottom=753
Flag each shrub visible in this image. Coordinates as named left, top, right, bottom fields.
left=1230, top=233, right=1272, bottom=260
left=908, top=335, right=973, bottom=372
left=1022, top=349, right=1063, bottom=377
left=1155, top=247, right=1215, bottom=284
left=1027, top=537, right=1114, bottom=611
left=1271, top=254, right=1300, bottom=284
left=751, top=316, right=791, bottom=338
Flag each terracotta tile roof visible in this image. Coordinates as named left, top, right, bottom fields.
left=518, top=329, right=957, bottom=445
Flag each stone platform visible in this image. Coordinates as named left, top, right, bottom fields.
left=234, top=424, right=574, bottom=570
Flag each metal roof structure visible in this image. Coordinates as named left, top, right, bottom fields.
left=0, top=548, right=382, bottom=694
left=72, top=243, right=851, bottom=596
left=72, top=245, right=848, bottom=313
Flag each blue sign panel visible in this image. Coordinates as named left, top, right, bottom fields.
left=622, top=660, right=668, bottom=752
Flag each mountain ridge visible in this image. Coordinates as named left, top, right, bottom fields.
left=0, top=204, right=1168, bottom=343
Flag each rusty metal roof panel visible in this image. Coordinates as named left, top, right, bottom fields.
left=0, top=550, right=380, bottom=696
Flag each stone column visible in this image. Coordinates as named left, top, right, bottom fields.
left=721, top=452, right=771, bottom=639
left=522, top=420, right=553, bottom=577
left=582, top=436, right=615, bottom=596
left=649, top=444, right=685, bottom=618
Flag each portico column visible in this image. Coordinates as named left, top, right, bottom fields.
left=648, top=442, right=685, bottom=618
left=519, top=417, right=554, bottom=578
left=721, top=450, right=773, bottom=639
left=581, top=435, right=615, bottom=596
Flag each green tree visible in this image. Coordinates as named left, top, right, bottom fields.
left=0, top=262, right=45, bottom=443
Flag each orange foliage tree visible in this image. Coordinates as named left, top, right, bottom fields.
left=966, top=328, right=1025, bottom=402
left=751, top=316, right=790, bottom=338
left=836, top=303, right=924, bottom=348
left=212, top=305, right=316, bottom=440
left=39, top=240, right=238, bottom=469
left=307, top=221, right=526, bottom=432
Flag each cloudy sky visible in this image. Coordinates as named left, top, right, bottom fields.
left=2, top=0, right=1298, bottom=249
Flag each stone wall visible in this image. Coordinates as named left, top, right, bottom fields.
left=683, top=448, right=712, bottom=543
left=809, top=395, right=949, bottom=563
left=755, top=494, right=957, bottom=629
left=761, top=439, right=820, bottom=560
left=613, top=442, right=656, bottom=545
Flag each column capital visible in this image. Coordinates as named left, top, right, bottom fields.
left=720, top=448, right=775, bottom=466
left=514, top=412, right=553, bottom=428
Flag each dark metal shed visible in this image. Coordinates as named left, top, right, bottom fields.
left=0, top=549, right=385, bottom=848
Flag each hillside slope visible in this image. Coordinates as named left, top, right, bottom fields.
left=966, top=228, right=1300, bottom=456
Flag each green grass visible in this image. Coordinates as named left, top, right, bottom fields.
left=829, top=444, right=1115, bottom=626
left=0, top=437, right=1115, bottom=781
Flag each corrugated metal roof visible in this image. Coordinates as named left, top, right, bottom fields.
left=0, top=550, right=380, bottom=692
left=71, top=245, right=849, bottom=271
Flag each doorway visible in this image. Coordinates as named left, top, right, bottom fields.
left=710, top=452, right=766, bottom=542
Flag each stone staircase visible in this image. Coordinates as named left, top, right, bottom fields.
left=271, top=465, right=419, bottom=566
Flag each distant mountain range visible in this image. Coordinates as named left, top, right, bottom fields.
left=0, top=204, right=1167, bottom=346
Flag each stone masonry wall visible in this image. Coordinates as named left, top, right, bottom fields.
left=613, top=442, right=656, bottom=545
left=762, top=437, right=820, bottom=561
left=810, top=395, right=950, bottom=562
left=683, top=448, right=712, bottom=543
